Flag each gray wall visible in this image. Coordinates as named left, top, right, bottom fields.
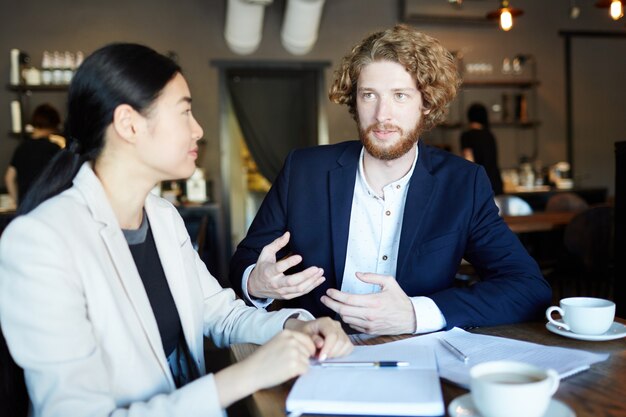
left=1, top=0, right=624, bottom=201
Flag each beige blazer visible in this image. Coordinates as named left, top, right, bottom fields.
left=0, top=163, right=311, bottom=417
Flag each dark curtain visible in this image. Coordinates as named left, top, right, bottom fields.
left=226, top=68, right=319, bottom=182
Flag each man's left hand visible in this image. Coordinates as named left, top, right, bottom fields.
left=320, top=272, right=416, bottom=335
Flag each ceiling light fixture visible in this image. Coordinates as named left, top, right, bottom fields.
left=486, top=0, right=524, bottom=31
left=595, top=0, right=624, bottom=20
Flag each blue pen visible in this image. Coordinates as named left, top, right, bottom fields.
left=318, top=361, right=410, bottom=368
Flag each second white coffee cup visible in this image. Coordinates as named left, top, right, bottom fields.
left=546, top=297, right=615, bottom=335
left=470, top=361, right=559, bottom=417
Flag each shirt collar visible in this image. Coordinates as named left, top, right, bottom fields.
left=357, top=143, right=419, bottom=198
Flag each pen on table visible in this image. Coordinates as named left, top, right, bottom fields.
left=317, top=361, right=410, bottom=368
left=439, top=337, right=469, bottom=364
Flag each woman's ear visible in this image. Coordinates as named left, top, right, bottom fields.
left=112, top=104, right=139, bottom=143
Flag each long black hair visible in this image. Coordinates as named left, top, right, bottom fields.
left=18, top=43, right=181, bottom=215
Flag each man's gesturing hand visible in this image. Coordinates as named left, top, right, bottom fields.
left=247, top=232, right=325, bottom=300
left=320, top=272, right=417, bottom=335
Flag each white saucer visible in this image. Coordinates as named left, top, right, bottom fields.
left=546, top=321, right=626, bottom=341
left=448, top=393, right=575, bottom=417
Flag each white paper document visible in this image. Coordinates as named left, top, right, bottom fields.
left=286, top=344, right=444, bottom=416
left=385, top=327, right=610, bottom=389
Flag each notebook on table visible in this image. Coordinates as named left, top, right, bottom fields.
left=286, top=344, right=444, bottom=416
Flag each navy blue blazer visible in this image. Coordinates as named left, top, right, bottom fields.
left=229, top=141, right=551, bottom=329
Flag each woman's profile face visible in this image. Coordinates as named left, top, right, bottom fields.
left=134, top=73, right=204, bottom=182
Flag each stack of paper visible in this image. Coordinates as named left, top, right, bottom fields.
left=387, top=327, right=610, bottom=388
left=286, top=344, right=444, bottom=416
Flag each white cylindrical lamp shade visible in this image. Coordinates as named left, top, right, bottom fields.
left=10, top=49, right=21, bottom=85
left=281, top=0, right=326, bottom=55
left=11, top=100, right=22, bottom=133
left=224, top=0, right=270, bottom=55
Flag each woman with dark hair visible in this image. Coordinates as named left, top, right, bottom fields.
left=0, top=43, right=351, bottom=417
left=460, top=102, right=503, bottom=195
left=4, top=103, right=63, bottom=205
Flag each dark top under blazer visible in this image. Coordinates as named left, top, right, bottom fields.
left=229, top=140, right=551, bottom=329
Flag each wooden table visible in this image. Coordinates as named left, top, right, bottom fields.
left=231, top=319, right=626, bottom=417
left=503, top=211, right=577, bottom=234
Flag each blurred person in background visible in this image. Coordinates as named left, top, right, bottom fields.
left=4, top=103, right=64, bottom=205
left=460, top=102, right=503, bottom=195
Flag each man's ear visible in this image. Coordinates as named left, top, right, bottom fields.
left=112, top=104, right=139, bottom=143
left=422, top=107, right=431, bottom=115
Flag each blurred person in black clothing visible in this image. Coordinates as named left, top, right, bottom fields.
left=4, top=103, right=63, bottom=204
left=460, top=102, right=503, bottom=195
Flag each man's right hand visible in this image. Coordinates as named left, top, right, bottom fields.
left=247, top=231, right=325, bottom=300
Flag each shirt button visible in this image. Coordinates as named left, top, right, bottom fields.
left=382, top=255, right=388, bottom=261
left=396, top=185, right=401, bottom=189
left=385, top=210, right=391, bottom=216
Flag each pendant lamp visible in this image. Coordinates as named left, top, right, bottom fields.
left=595, top=0, right=624, bottom=20
left=486, top=0, right=524, bottom=31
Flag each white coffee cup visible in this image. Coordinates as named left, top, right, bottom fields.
left=470, top=361, right=559, bottom=417
left=546, top=297, right=615, bottom=335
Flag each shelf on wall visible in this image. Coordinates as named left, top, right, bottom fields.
left=439, top=121, right=541, bottom=130
left=462, top=80, right=540, bottom=89
left=492, top=120, right=541, bottom=128
left=6, top=84, right=68, bottom=92
left=400, top=0, right=499, bottom=27
left=403, top=14, right=495, bottom=26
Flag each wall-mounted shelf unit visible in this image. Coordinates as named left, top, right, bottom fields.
left=7, top=84, right=68, bottom=92
left=6, top=83, right=69, bottom=140
left=426, top=55, right=541, bottom=163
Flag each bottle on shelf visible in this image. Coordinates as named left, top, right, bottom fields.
left=186, top=168, right=208, bottom=203
left=22, top=65, right=41, bottom=86
left=501, top=93, right=511, bottom=122
left=63, top=51, right=75, bottom=84
left=41, top=51, right=53, bottom=85
left=515, top=93, right=528, bottom=123
left=75, top=51, right=85, bottom=68
left=52, top=51, right=64, bottom=85
left=518, top=160, right=535, bottom=189
left=11, top=100, right=22, bottom=133
left=501, top=57, right=512, bottom=75
left=10, top=49, right=21, bottom=85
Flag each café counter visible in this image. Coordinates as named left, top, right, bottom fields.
left=505, top=186, right=607, bottom=211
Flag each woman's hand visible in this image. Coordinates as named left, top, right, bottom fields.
left=214, top=329, right=316, bottom=407
left=284, top=317, right=354, bottom=360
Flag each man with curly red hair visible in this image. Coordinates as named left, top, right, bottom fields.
left=230, top=25, right=551, bottom=336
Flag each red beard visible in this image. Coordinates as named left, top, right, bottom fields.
left=358, top=120, right=423, bottom=161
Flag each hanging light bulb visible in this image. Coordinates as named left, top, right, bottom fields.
left=500, top=8, right=513, bottom=30
left=595, top=0, right=624, bottom=20
left=486, top=1, right=524, bottom=32
left=610, top=0, right=624, bottom=19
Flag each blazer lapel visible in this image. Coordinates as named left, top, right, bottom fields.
left=99, top=226, right=171, bottom=374
left=73, top=164, right=172, bottom=383
left=329, top=144, right=360, bottom=289
left=146, top=198, right=200, bottom=360
left=396, top=143, right=438, bottom=283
